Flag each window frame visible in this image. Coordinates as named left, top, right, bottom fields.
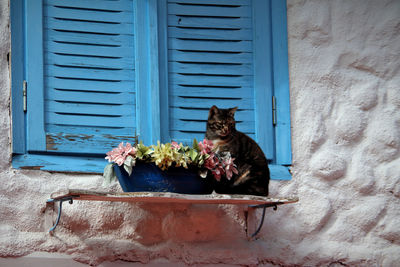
left=10, top=0, right=291, bottom=180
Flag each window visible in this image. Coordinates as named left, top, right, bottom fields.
left=11, top=0, right=291, bottom=180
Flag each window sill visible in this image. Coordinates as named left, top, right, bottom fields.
left=12, top=154, right=292, bottom=180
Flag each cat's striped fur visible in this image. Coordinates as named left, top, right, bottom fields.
left=205, top=105, right=270, bottom=196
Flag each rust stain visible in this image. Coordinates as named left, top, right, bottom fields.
left=20, top=166, right=44, bottom=170
left=103, top=135, right=136, bottom=141
left=46, top=133, right=94, bottom=150
left=46, top=135, right=58, bottom=151
left=64, top=134, right=94, bottom=141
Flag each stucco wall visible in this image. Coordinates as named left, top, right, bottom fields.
left=1, top=0, right=400, bottom=266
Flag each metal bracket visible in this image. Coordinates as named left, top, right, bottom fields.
left=247, top=203, right=279, bottom=239
left=46, top=196, right=75, bottom=232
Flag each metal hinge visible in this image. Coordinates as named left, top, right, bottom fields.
left=23, top=80, right=27, bottom=112
left=272, top=96, right=277, bottom=126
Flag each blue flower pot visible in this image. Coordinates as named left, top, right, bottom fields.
left=113, top=162, right=213, bottom=194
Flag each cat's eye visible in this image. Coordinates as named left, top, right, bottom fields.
left=213, top=122, right=223, bottom=129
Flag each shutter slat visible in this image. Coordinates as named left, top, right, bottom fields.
left=45, top=5, right=133, bottom=23
left=45, top=30, right=134, bottom=47
left=168, top=0, right=250, bottom=5
left=45, top=65, right=134, bottom=81
left=169, top=39, right=252, bottom=52
left=46, top=113, right=134, bottom=128
left=46, top=89, right=134, bottom=105
left=46, top=77, right=134, bottom=92
left=46, top=18, right=133, bottom=35
left=45, top=0, right=133, bottom=12
left=168, top=3, right=251, bottom=17
left=169, top=85, right=253, bottom=98
left=168, top=15, right=251, bottom=29
left=170, top=107, right=254, bottom=121
left=170, top=131, right=255, bottom=143
left=169, top=51, right=252, bottom=64
left=171, top=120, right=254, bottom=132
left=45, top=101, right=135, bottom=116
left=45, top=132, right=136, bottom=154
left=46, top=125, right=134, bottom=136
left=169, top=96, right=253, bottom=109
left=168, top=27, right=252, bottom=40
left=45, top=54, right=134, bottom=70
left=169, top=62, right=252, bottom=75
left=45, top=42, right=133, bottom=58
left=169, top=75, right=252, bottom=86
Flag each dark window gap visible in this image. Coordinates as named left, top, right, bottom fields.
left=53, top=40, right=120, bottom=48
left=178, top=96, right=242, bottom=100
left=178, top=130, right=206, bottom=134
left=52, top=29, right=120, bottom=36
left=173, top=15, right=241, bottom=19
left=55, top=112, right=122, bottom=118
left=53, top=17, right=121, bottom=25
left=176, top=3, right=242, bottom=8
left=52, top=124, right=125, bottom=130
left=177, top=38, right=242, bottom=42
left=53, top=76, right=122, bottom=82
left=176, top=26, right=242, bottom=31
left=53, top=64, right=123, bottom=71
left=177, top=107, right=210, bottom=111
left=180, top=119, right=207, bottom=122
left=53, top=53, right=121, bottom=59
left=177, top=84, right=241, bottom=89
left=175, top=61, right=243, bottom=66
left=176, top=50, right=242, bottom=54
left=54, top=100, right=123, bottom=106
left=53, top=88, right=121, bottom=94
left=53, top=5, right=123, bottom=13
left=177, top=73, right=242, bottom=77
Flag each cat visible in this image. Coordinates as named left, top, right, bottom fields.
left=205, top=105, right=270, bottom=196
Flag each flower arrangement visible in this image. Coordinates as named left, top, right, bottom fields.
left=103, top=139, right=238, bottom=185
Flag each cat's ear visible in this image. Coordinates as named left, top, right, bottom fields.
left=229, top=107, right=238, bottom=117
left=208, top=105, right=219, bottom=119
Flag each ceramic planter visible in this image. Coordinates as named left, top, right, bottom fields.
left=113, top=161, right=213, bottom=194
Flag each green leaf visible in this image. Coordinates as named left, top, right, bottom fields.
left=103, top=163, right=116, bottom=185
left=189, top=149, right=198, bottom=162
left=124, top=155, right=135, bottom=167
left=124, top=164, right=133, bottom=176
left=192, top=138, right=200, bottom=151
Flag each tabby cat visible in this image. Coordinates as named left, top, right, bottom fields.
left=205, top=105, right=270, bottom=196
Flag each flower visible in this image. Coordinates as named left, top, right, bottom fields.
left=171, top=141, right=181, bottom=150
left=105, top=142, right=136, bottom=166
left=202, top=151, right=238, bottom=181
left=152, top=141, right=174, bottom=170
left=222, top=155, right=238, bottom=180
left=198, top=139, right=214, bottom=155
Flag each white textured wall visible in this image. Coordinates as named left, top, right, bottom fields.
left=1, top=0, right=399, bottom=266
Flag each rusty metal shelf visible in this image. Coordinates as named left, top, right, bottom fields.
left=47, top=189, right=298, bottom=238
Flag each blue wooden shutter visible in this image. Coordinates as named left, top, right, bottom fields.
left=165, top=0, right=275, bottom=160
left=27, top=0, right=136, bottom=154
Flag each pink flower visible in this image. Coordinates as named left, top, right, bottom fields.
left=198, top=139, right=214, bottom=155
left=204, top=152, right=218, bottom=170
left=171, top=141, right=181, bottom=150
left=212, top=168, right=222, bottom=181
left=105, top=142, right=136, bottom=166
left=223, top=157, right=238, bottom=180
